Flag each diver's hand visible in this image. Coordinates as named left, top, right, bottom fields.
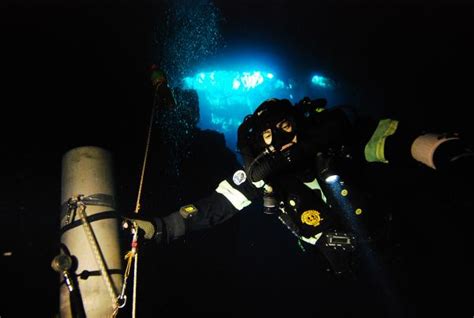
left=121, top=209, right=190, bottom=244
left=121, top=214, right=163, bottom=242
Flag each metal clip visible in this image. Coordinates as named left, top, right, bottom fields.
left=117, top=294, right=127, bottom=309
left=64, top=195, right=85, bottom=225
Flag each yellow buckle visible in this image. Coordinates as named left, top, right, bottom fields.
left=179, top=204, right=198, bottom=219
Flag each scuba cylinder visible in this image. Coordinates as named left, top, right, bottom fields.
left=58, top=146, right=123, bottom=317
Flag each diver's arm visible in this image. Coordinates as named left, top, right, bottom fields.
left=362, top=118, right=474, bottom=171
left=124, top=170, right=261, bottom=244
left=188, top=172, right=260, bottom=231
left=296, top=101, right=473, bottom=171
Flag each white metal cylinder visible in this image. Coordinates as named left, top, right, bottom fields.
left=59, top=146, right=122, bottom=317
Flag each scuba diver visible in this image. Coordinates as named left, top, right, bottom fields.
left=124, top=87, right=474, bottom=277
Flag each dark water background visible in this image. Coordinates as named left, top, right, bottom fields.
left=1, top=1, right=473, bottom=317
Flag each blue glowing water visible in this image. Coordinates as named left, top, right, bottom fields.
left=181, top=69, right=344, bottom=152
left=182, top=70, right=295, bottom=151
left=156, top=0, right=353, bottom=153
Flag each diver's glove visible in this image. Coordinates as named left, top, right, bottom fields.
left=121, top=215, right=163, bottom=244
left=121, top=215, right=158, bottom=240
left=121, top=209, right=191, bottom=245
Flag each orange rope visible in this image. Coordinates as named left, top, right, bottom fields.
left=134, top=102, right=156, bottom=214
